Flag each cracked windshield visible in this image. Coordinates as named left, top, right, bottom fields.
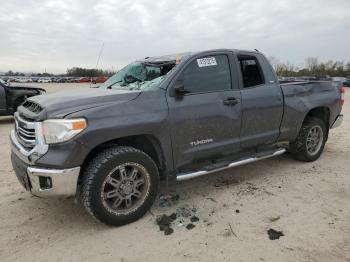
left=100, top=62, right=167, bottom=91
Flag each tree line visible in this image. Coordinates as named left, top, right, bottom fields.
left=66, top=67, right=115, bottom=77
left=270, top=57, right=350, bottom=77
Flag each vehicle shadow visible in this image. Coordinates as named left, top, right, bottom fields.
left=164, top=154, right=295, bottom=197
left=10, top=154, right=298, bottom=231
left=21, top=196, right=108, bottom=230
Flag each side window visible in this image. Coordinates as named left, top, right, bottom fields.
left=238, top=55, right=265, bottom=88
left=183, top=55, right=231, bottom=93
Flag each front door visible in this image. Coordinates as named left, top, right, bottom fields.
left=167, top=53, right=242, bottom=169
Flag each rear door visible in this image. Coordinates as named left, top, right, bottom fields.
left=237, top=53, right=283, bottom=148
left=167, top=52, right=242, bottom=169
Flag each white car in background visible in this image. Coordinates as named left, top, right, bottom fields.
left=38, top=78, right=52, bottom=83
left=15, top=77, right=32, bottom=83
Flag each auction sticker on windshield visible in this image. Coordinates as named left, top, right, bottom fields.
left=197, top=57, right=217, bottom=67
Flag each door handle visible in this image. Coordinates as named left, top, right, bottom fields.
left=223, top=97, right=240, bottom=106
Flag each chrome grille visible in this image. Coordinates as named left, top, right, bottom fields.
left=15, top=114, right=36, bottom=149
left=22, top=101, right=43, bottom=114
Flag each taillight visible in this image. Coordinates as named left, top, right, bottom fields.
left=340, top=86, right=345, bottom=107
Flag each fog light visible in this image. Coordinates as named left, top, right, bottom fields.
left=39, top=176, right=52, bottom=190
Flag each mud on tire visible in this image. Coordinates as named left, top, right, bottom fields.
left=80, top=146, right=159, bottom=226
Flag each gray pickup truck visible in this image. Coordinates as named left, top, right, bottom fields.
left=10, top=49, right=344, bottom=226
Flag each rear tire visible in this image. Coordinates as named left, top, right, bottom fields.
left=289, top=117, right=327, bottom=162
left=81, top=146, right=159, bottom=226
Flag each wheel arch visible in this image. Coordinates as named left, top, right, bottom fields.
left=304, top=107, right=330, bottom=126
left=80, top=134, right=166, bottom=179
left=300, top=106, right=330, bottom=140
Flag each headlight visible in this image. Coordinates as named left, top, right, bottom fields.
left=42, top=118, right=87, bottom=144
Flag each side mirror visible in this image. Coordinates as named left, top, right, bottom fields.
left=174, top=81, right=189, bottom=96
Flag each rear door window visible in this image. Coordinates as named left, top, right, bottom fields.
left=183, top=54, right=231, bottom=93
left=238, top=56, right=265, bottom=88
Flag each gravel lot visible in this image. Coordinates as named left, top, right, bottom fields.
left=0, top=83, right=349, bottom=262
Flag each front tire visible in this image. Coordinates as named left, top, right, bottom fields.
left=289, top=117, right=327, bottom=162
left=81, top=146, right=159, bottom=226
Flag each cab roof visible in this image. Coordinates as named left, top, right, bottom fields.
left=141, top=49, right=261, bottom=64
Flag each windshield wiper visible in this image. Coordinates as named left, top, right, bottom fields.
left=107, top=80, right=122, bottom=89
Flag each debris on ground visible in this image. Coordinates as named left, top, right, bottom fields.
left=164, top=227, right=174, bottom=235
left=186, top=223, right=195, bottom=230
left=176, top=207, right=193, bottom=218
left=269, top=216, right=280, bottom=222
left=267, top=229, right=284, bottom=240
left=214, top=176, right=239, bottom=188
left=235, top=209, right=240, bottom=214
left=246, top=182, right=259, bottom=190
left=156, top=214, right=177, bottom=235
left=169, top=213, right=177, bottom=220
left=175, top=221, right=184, bottom=227
left=237, top=184, right=258, bottom=196
left=190, top=216, right=199, bottom=222
left=156, top=213, right=176, bottom=226
left=222, top=229, right=232, bottom=237
left=228, top=223, right=241, bottom=241
left=159, top=192, right=180, bottom=208
left=237, top=182, right=273, bottom=197
left=156, top=207, right=200, bottom=235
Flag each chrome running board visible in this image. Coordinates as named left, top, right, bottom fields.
left=176, top=148, right=286, bottom=181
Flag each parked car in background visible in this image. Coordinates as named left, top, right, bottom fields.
left=31, top=77, right=39, bottom=82
left=38, top=78, right=52, bottom=83
left=343, top=79, right=350, bottom=87
left=332, top=77, right=350, bottom=88
left=15, top=77, right=32, bottom=83
left=78, top=77, right=91, bottom=83
left=92, top=76, right=108, bottom=84
left=317, top=75, right=332, bottom=81
left=51, top=77, right=60, bottom=83
left=0, top=78, right=9, bottom=85
left=60, top=77, right=70, bottom=83
left=0, top=79, right=45, bottom=116
left=67, top=77, right=80, bottom=83
left=0, top=77, right=10, bottom=84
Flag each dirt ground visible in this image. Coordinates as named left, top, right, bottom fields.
left=0, top=83, right=349, bottom=262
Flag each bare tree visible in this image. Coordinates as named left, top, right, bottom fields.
left=305, top=57, right=319, bottom=72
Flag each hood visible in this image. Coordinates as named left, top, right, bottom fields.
left=22, top=88, right=141, bottom=120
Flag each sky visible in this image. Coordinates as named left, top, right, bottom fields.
left=0, top=0, right=349, bottom=74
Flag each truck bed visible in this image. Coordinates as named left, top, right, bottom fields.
left=278, top=80, right=342, bottom=141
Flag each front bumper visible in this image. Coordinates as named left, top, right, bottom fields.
left=10, top=112, right=81, bottom=197
left=11, top=141, right=80, bottom=198
left=27, top=166, right=80, bottom=197
left=331, top=114, right=343, bottom=129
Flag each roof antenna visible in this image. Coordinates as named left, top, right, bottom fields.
left=91, top=42, right=104, bottom=88
left=95, top=42, right=105, bottom=68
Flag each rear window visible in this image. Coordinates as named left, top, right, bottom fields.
left=183, top=54, right=231, bottom=93
left=238, top=56, right=264, bottom=88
